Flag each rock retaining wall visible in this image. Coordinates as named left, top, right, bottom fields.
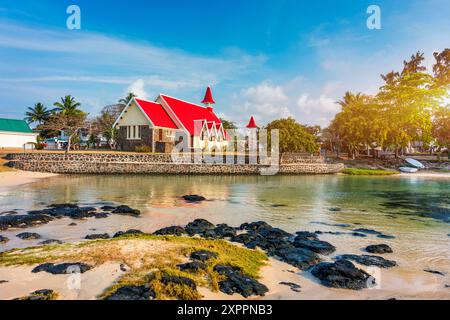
left=6, top=153, right=344, bottom=175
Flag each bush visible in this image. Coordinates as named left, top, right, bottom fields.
left=135, top=145, right=152, bottom=153
left=34, top=142, right=47, bottom=150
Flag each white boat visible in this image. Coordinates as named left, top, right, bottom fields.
left=405, top=158, right=425, bottom=169
left=399, top=167, right=419, bottom=173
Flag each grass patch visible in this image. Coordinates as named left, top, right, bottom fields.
left=0, top=234, right=268, bottom=300
left=341, top=168, right=399, bottom=176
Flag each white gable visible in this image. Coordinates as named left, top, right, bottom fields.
left=116, top=101, right=150, bottom=127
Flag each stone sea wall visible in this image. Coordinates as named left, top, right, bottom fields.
left=6, top=153, right=344, bottom=175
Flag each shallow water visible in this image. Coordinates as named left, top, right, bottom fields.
left=0, top=174, right=449, bottom=299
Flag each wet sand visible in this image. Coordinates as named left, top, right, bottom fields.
left=0, top=170, right=57, bottom=189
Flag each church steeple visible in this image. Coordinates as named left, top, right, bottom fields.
left=201, top=86, right=215, bottom=106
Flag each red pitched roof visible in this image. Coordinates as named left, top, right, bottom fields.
left=161, top=95, right=222, bottom=136
left=201, top=86, right=215, bottom=104
left=135, top=98, right=178, bottom=129
left=246, top=116, right=258, bottom=128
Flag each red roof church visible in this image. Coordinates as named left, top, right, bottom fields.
left=114, top=87, right=228, bottom=153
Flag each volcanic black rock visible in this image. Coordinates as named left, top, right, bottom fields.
left=336, top=254, right=397, bottom=268
left=365, top=244, right=393, bottom=254
left=0, top=214, right=53, bottom=231
left=190, top=250, right=218, bottom=261
left=213, top=224, right=237, bottom=238
left=32, top=262, right=93, bottom=274
left=16, top=232, right=41, bottom=240
left=85, top=233, right=110, bottom=240
left=29, top=204, right=97, bottom=219
left=185, top=219, right=215, bottom=236
left=240, top=221, right=273, bottom=232
left=113, top=229, right=144, bottom=238
left=100, top=206, right=116, bottom=211
left=218, top=272, right=268, bottom=298
left=105, top=285, right=155, bottom=300
left=153, top=226, right=186, bottom=236
left=38, top=239, right=64, bottom=245
left=311, top=259, right=375, bottom=290
left=111, top=205, right=141, bottom=216
left=213, top=265, right=242, bottom=276
left=0, top=235, right=9, bottom=243
left=295, top=231, right=319, bottom=240
left=293, top=238, right=336, bottom=255
left=95, top=212, right=109, bottom=219
left=177, top=261, right=207, bottom=272
left=161, top=275, right=196, bottom=289
left=274, top=247, right=321, bottom=270
left=182, top=195, right=206, bottom=202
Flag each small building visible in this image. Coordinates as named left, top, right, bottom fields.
left=114, top=87, right=227, bottom=152
left=0, top=118, right=39, bottom=149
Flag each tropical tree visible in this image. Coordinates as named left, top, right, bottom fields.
left=40, top=112, right=87, bottom=153
left=265, top=117, right=319, bottom=154
left=332, top=92, right=388, bottom=158
left=432, top=106, right=450, bottom=150
left=321, top=120, right=342, bottom=157
left=25, top=103, right=51, bottom=126
left=378, top=52, right=446, bottom=156
left=92, top=104, right=123, bottom=149
left=53, top=95, right=83, bottom=116
left=119, top=92, right=137, bottom=105
left=433, top=48, right=450, bottom=88
left=219, top=117, right=237, bottom=130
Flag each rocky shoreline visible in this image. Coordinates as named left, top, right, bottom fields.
left=1, top=196, right=449, bottom=300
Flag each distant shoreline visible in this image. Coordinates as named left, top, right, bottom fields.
left=396, top=171, right=450, bottom=179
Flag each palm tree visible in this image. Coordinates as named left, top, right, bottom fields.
left=337, top=92, right=366, bottom=108
left=53, top=95, right=83, bottom=115
left=25, top=103, right=51, bottom=125
left=119, top=92, right=137, bottom=105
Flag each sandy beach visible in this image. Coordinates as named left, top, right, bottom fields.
left=397, top=171, right=450, bottom=179
left=0, top=170, right=57, bottom=189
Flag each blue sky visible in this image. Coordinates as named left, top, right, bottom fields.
left=0, top=0, right=449, bottom=126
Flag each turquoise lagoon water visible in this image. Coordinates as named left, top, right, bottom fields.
left=0, top=174, right=449, bottom=299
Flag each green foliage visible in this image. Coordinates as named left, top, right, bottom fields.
left=33, top=136, right=46, bottom=150
left=266, top=117, right=319, bottom=154
left=119, top=92, right=137, bottom=105
left=341, top=168, right=399, bottom=176
left=53, top=95, right=84, bottom=116
left=25, top=103, right=51, bottom=126
left=433, top=106, right=450, bottom=149
left=219, top=117, right=237, bottom=130
left=91, top=104, right=124, bottom=149
left=135, top=145, right=152, bottom=153
left=327, top=49, right=450, bottom=158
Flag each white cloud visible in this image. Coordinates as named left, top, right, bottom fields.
left=296, top=93, right=339, bottom=125
left=126, top=79, right=149, bottom=100
left=226, top=81, right=341, bottom=128
left=229, top=82, right=292, bottom=126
